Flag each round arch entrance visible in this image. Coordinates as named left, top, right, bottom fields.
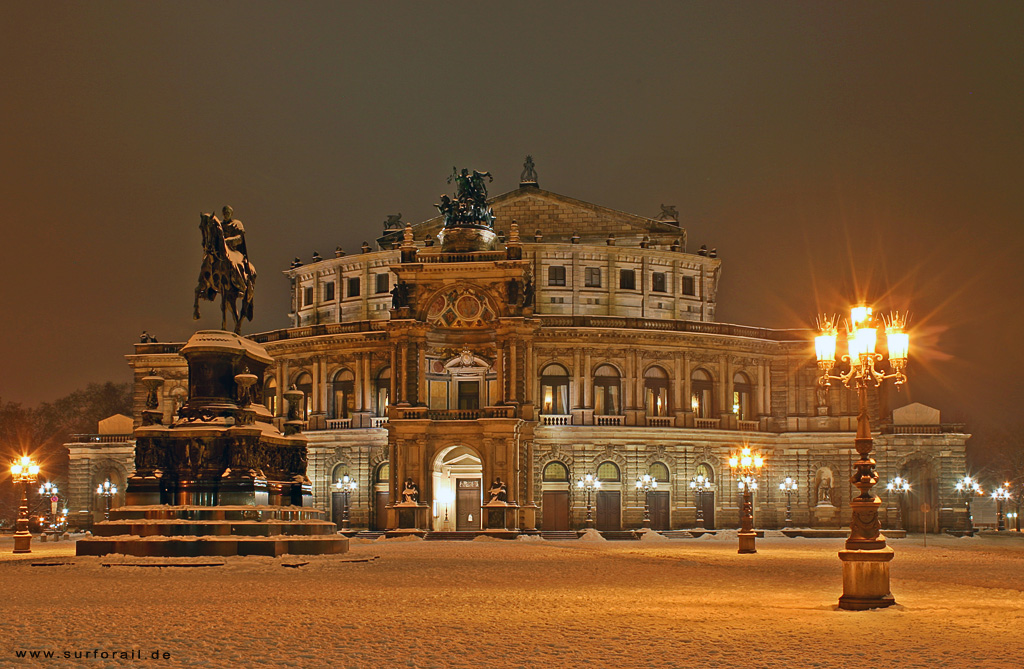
left=432, top=445, right=483, bottom=531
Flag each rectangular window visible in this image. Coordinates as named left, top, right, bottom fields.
left=458, top=381, right=480, bottom=410
left=323, top=281, right=335, bottom=301
left=619, top=269, right=636, bottom=290
left=651, top=272, right=666, bottom=293
left=585, top=267, right=601, bottom=288
left=375, top=273, right=390, bottom=294
left=682, top=275, right=695, bottom=296
left=548, top=265, right=566, bottom=286
left=347, top=277, right=361, bottom=298
left=303, top=286, right=314, bottom=306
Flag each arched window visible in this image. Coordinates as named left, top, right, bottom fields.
left=331, top=463, right=350, bottom=485
left=540, top=363, right=570, bottom=415
left=264, top=377, right=278, bottom=415
left=733, top=372, right=753, bottom=420
left=375, top=367, right=390, bottom=416
left=649, top=462, right=670, bottom=483
left=594, top=364, right=621, bottom=415
left=695, top=462, right=714, bottom=482
left=330, top=369, right=355, bottom=419
left=597, top=461, right=620, bottom=482
left=691, top=369, right=714, bottom=418
left=542, top=461, right=570, bottom=482
left=294, top=372, right=313, bottom=418
left=375, top=463, right=390, bottom=484
left=644, top=366, right=670, bottom=417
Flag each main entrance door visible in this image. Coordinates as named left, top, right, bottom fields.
left=456, top=478, right=481, bottom=531
left=596, top=491, right=621, bottom=531
left=542, top=491, right=570, bottom=531
left=649, top=491, right=670, bottom=531
left=372, top=463, right=390, bottom=531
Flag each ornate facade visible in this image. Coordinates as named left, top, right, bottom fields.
left=68, top=164, right=969, bottom=534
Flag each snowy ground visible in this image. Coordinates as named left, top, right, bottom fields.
left=0, top=533, right=1021, bottom=668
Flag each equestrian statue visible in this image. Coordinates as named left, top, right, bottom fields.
left=193, top=205, right=257, bottom=334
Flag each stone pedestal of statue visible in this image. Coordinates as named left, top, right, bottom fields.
left=482, top=500, right=519, bottom=532
left=389, top=502, right=429, bottom=534
left=814, top=503, right=840, bottom=528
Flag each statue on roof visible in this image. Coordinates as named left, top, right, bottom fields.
left=436, top=167, right=496, bottom=229
left=520, top=155, right=538, bottom=186
left=383, top=213, right=403, bottom=230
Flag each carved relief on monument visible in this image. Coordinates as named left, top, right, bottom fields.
left=425, top=285, right=498, bottom=329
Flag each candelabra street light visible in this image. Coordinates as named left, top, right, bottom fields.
left=335, top=475, right=358, bottom=531
left=96, top=479, right=117, bottom=521
left=635, top=474, right=658, bottom=529
left=10, top=456, right=41, bottom=554
left=39, top=481, right=60, bottom=540
left=815, top=303, right=909, bottom=610
left=728, top=446, right=763, bottom=554
left=689, top=474, right=713, bottom=529
left=992, top=484, right=1012, bottom=532
left=954, top=475, right=983, bottom=532
left=779, top=476, right=798, bottom=528
left=885, top=476, right=911, bottom=531
left=576, top=473, right=601, bottom=530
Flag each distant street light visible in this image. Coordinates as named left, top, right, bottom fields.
left=885, top=476, right=911, bottom=531
left=728, top=446, right=763, bottom=554
left=991, top=484, right=1012, bottom=532
left=689, top=474, right=713, bottom=529
left=954, top=475, right=984, bottom=532
left=10, top=456, right=41, bottom=554
left=334, top=475, right=358, bottom=531
left=576, top=473, right=601, bottom=530
left=779, top=476, right=798, bottom=527
left=39, top=481, right=60, bottom=539
left=635, top=474, right=658, bottom=529
left=96, top=480, right=117, bottom=521
left=816, top=303, right=909, bottom=610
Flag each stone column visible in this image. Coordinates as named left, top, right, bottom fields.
left=495, top=342, right=505, bottom=405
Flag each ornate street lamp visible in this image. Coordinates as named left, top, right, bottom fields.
left=635, top=474, right=658, bottom=529
left=689, top=474, right=713, bottom=529
left=728, top=446, right=763, bottom=554
left=576, top=473, right=601, bottom=530
left=39, top=481, right=60, bottom=540
left=334, top=475, right=358, bottom=531
left=779, top=476, right=798, bottom=527
left=992, top=484, right=1012, bottom=532
left=815, top=304, right=909, bottom=610
left=954, top=475, right=984, bottom=532
left=885, top=476, right=911, bottom=531
left=10, top=456, right=40, bottom=554
left=96, top=479, right=117, bottom=521
left=1007, top=511, right=1019, bottom=532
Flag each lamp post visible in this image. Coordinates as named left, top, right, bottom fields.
left=10, top=456, right=40, bottom=553
left=39, top=481, right=60, bottom=540
left=334, top=475, right=358, bottom=531
left=779, top=476, right=798, bottom=528
left=815, top=304, right=909, bottom=610
left=689, top=474, right=713, bottom=529
left=439, top=487, right=455, bottom=531
left=635, top=474, right=658, bottom=529
left=728, top=446, right=763, bottom=554
left=576, top=473, right=601, bottom=530
left=885, top=476, right=911, bottom=531
left=954, top=475, right=983, bottom=532
left=992, top=484, right=1011, bottom=532
left=1007, top=511, right=1019, bottom=532
left=96, top=479, right=117, bottom=521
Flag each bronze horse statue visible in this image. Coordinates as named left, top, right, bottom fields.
left=193, top=211, right=256, bottom=334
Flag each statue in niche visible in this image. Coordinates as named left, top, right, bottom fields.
left=816, top=383, right=829, bottom=408
left=816, top=469, right=834, bottom=506
left=506, top=278, right=520, bottom=307
left=488, top=478, right=508, bottom=504
left=402, top=478, right=419, bottom=504
left=522, top=275, right=534, bottom=308
left=391, top=281, right=411, bottom=309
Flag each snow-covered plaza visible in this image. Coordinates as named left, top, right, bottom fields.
left=1, top=533, right=1022, bottom=668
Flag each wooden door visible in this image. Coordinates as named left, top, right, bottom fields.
left=373, top=491, right=389, bottom=530
left=596, top=491, right=621, bottom=531
left=331, top=491, right=345, bottom=525
left=456, top=478, right=481, bottom=531
left=649, top=491, right=670, bottom=531
left=542, top=491, right=570, bottom=531
left=698, top=491, right=715, bottom=529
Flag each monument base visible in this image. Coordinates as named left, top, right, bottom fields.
left=838, top=547, right=896, bottom=610
left=737, top=531, right=757, bottom=554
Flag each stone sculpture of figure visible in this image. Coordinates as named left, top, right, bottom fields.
left=488, top=477, right=507, bottom=503
left=390, top=281, right=410, bottom=309
left=816, top=383, right=829, bottom=407
left=140, top=331, right=151, bottom=343
left=522, top=276, right=534, bottom=308
left=506, top=278, right=520, bottom=307
left=658, top=204, right=679, bottom=221
left=520, top=155, right=538, bottom=184
left=383, top=213, right=403, bottom=230
left=817, top=471, right=833, bottom=505
left=402, top=478, right=419, bottom=504
left=439, top=167, right=495, bottom=228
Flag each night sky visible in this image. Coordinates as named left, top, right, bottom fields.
left=2, top=3, right=1021, bottom=445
